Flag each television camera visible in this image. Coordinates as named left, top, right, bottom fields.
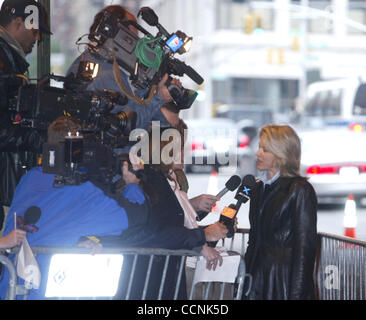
left=4, top=61, right=138, bottom=195
left=88, top=6, right=204, bottom=110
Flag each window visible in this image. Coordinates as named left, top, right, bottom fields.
left=305, top=89, right=343, bottom=117
left=348, top=1, right=366, bottom=34
left=51, top=0, right=107, bottom=76
left=308, top=1, right=332, bottom=34
left=353, top=84, right=366, bottom=115
left=216, top=0, right=273, bottom=31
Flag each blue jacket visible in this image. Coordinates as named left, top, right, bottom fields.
left=0, top=167, right=205, bottom=299
left=67, top=49, right=170, bottom=131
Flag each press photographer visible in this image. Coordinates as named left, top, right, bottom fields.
left=0, top=0, right=51, bottom=230
left=67, top=5, right=203, bottom=131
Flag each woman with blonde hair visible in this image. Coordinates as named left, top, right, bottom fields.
left=243, top=125, right=318, bottom=300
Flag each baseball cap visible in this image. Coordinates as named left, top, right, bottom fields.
left=0, top=0, right=52, bottom=35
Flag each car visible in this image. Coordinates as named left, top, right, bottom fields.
left=215, top=104, right=274, bottom=177
left=183, top=118, right=239, bottom=173
left=299, top=127, right=366, bottom=204
left=300, top=78, right=366, bottom=129
left=236, top=119, right=258, bottom=177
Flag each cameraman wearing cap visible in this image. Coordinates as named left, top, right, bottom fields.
left=67, top=5, right=182, bottom=133
left=0, top=0, right=52, bottom=231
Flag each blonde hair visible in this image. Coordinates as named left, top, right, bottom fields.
left=259, top=125, right=301, bottom=178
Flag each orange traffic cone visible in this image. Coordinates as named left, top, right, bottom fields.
left=344, top=194, right=357, bottom=238
left=207, top=171, right=220, bottom=212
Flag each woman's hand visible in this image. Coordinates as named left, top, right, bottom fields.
left=204, top=222, right=228, bottom=242
left=0, top=229, right=27, bottom=249
left=201, top=244, right=223, bottom=271
left=190, top=194, right=219, bottom=212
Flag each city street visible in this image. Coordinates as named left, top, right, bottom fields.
left=187, top=170, right=366, bottom=241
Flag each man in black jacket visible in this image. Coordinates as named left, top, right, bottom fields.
left=0, top=0, right=51, bottom=229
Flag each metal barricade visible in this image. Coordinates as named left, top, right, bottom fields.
left=0, top=246, right=247, bottom=300
left=5, top=229, right=365, bottom=300
left=188, top=254, right=249, bottom=300
left=211, top=229, right=366, bottom=300
left=219, top=228, right=250, bottom=257
left=316, top=232, right=366, bottom=300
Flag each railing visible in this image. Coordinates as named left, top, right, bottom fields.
left=219, top=229, right=366, bottom=300
left=1, top=229, right=365, bottom=300
left=0, top=246, right=247, bottom=301
left=316, top=232, right=366, bottom=300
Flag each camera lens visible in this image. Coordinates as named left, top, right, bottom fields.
left=104, top=110, right=137, bottom=137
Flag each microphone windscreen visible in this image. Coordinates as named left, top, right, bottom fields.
left=184, top=65, right=204, bottom=85
left=23, top=206, right=42, bottom=226
left=225, top=175, right=242, bottom=191
left=242, top=174, right=256, bottom=187
left=138, top=7, right=159, bottom=26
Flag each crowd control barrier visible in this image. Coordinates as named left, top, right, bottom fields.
left=316, top=232, right=366, bottom=300
left=0, top=246, right=249, bottom=300
left=2, top=229, right=365, bottom=300
left=220, top=229, right=366, bottom=300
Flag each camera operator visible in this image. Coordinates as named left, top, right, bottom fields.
left=0, top=115, right=226, bottom=300
left=0, top=0, right=51, bottom=230
left=67, top=5, right=181, bottom=132
left=86, top=124, right=228, bottom=300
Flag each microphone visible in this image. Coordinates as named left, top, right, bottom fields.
left=233, top=174, right=256, bottom=211
left=171, top=59, right=204, bottom=85
left=138, top=7, right=159, bottom=26
left=207, top=175, right=256, bottom=247
left=196, top=175, right=241, bottom=222
left=221, top=174, right=256, bottom=237
left=183, top=64, right=204, bottom=85
left=17, top=206, right=42, bottom=233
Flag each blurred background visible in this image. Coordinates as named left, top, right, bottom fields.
left=4, top=0, right=366, bottom=239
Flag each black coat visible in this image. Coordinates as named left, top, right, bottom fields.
left=99, top=168, right=205, bottom=300
left=243, top=176, right=318, bottom=300
left=127, top=168, right=197, bottom=300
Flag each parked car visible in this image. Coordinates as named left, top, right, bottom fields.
left=300, top=78, right=366, bottom=129
left=184, top=118, right=239, bottom=173
left=214, top=104, right=273, bottom=177
left=236, top=119, right=258, bottom=177
left=300, top=127, right=366, bottom=204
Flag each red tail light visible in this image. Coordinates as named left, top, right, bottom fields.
left=307, top=165, right=337, bottom=174
left=307, top=164, right=366, bottom=175
left=349, top=123, right=364, bottom=132
left=238, top=136, right=251, bottom=149
left=191, top=141, right=204, bottom=151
